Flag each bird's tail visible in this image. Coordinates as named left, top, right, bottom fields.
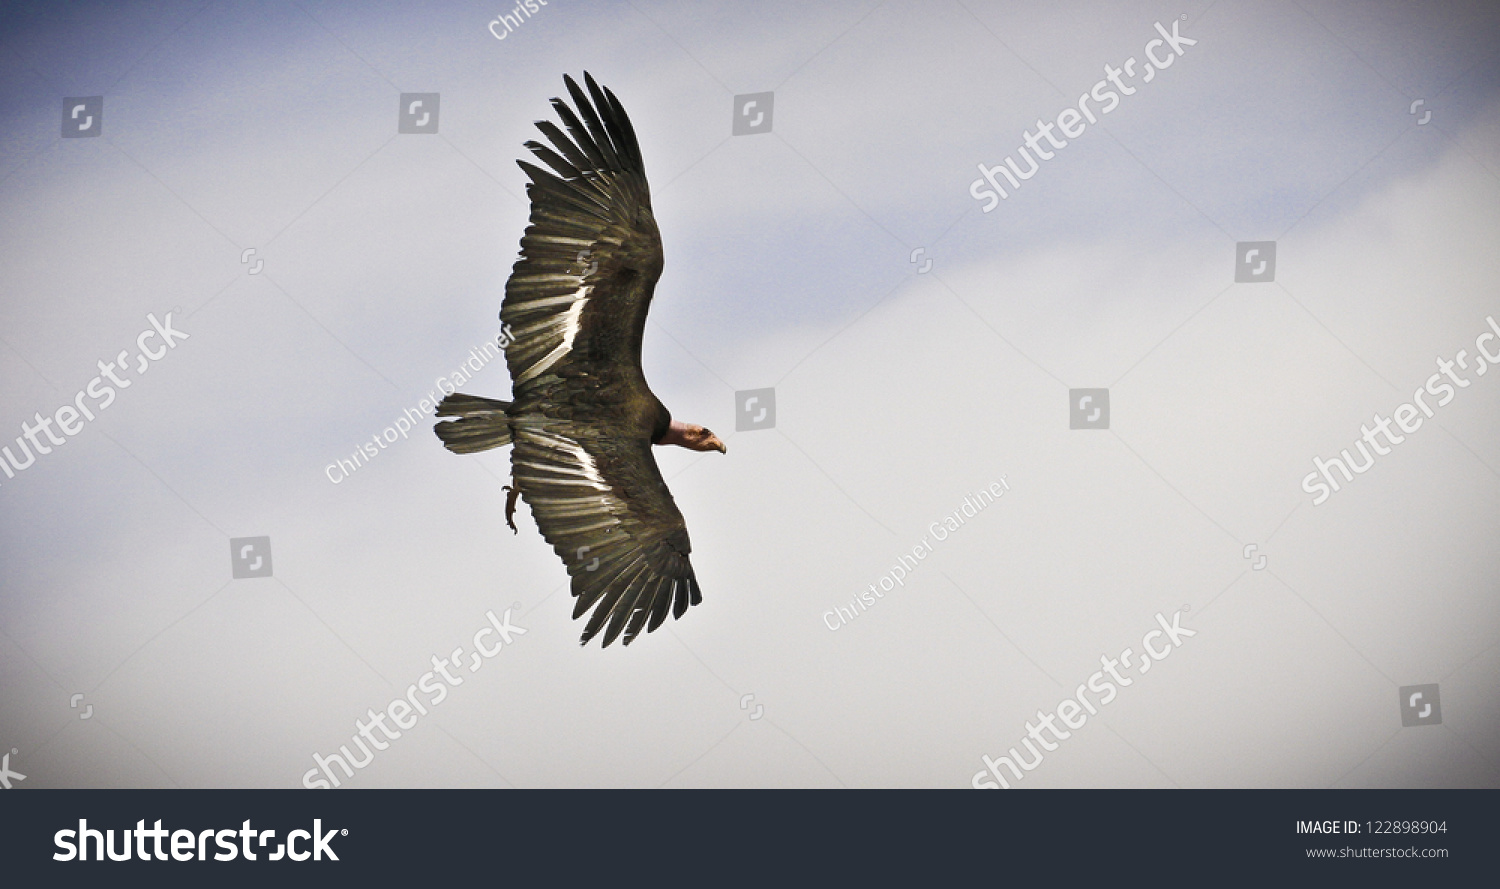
left=434, top=393, right=514, bottom=453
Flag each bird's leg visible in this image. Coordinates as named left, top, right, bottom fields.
left=502, top=481, right=520, bottom=534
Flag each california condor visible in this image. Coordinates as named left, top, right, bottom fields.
left=435, top=73, right=726, bottom=648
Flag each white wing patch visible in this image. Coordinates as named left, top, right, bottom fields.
left=515, top=426, right=611, bottom=493
left=513, top=285, right=590, bottom=385
left=558, top=432, right=608, bottom=491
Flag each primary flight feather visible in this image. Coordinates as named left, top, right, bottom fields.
left=434, top=73, right=726, bottom=648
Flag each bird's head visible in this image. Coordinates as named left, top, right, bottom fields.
left=660, top=420, right=727, bottom=454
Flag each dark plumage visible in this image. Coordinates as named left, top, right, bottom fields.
left=435, top=73, right=726, bottom=648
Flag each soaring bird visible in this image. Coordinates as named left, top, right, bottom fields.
left=434, top=73, right=726, bottom=648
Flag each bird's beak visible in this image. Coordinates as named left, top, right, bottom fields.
left=712, top=438, right=727, bottom=454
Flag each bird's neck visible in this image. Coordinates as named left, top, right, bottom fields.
left=656, top=419, right=692, bottom=448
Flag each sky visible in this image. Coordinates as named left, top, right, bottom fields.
left=1, top=0, right=1498, bottom=788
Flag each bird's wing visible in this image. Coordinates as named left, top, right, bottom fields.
left=512, top=418, right=702, bottom=647
left=501, top=72, right=662, bottom=393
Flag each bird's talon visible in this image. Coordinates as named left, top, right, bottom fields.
left=503, top=483, right=520, bottom=533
